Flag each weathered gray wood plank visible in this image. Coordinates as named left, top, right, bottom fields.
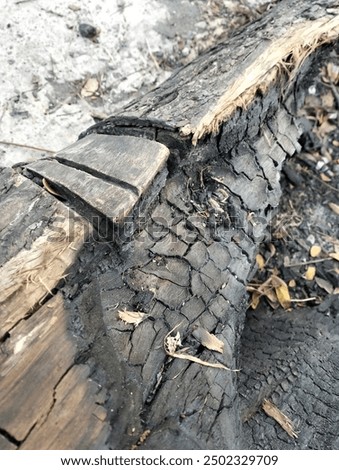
left=0, top=293, right=110, bottom=449
left=0, top=170, right=91, bottom=338
left=0, top=434, right=17, bottom=450
left=56, top=134, right=170, bottom=196
left=26, top=159, right=138, bottom=223
left=26, top=134, right=169, bottom=225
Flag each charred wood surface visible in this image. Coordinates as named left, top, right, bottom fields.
left=0, top=0, right=338, bottom=450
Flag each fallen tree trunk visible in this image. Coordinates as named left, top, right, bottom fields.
left=0, top=0, right=338, bottom=450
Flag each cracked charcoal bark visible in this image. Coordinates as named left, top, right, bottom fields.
left=0, top=0, right=338, bottom=450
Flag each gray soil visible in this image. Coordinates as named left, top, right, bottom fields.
left=0, top=0, right=272, bottom=166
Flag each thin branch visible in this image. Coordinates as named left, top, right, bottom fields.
left=285, top=257, right=331, bottom=267
left=300, top=167, right=339, bottom=194
left=0, top=140, right=56, bottom=154
left=290, top=297, right=317, bottom=302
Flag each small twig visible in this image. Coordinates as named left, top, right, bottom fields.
left=146, top=38, right=161, bottom=71
left=290, top=297, right=317, bottom=303
left=0, top=140, right=56, bottom=154
left=285, top=257, right=331, bottom=267
left=0, top=103, right=8, bottom=124
left=41, top=7, right=64, bottom=17
left=300, top=167, right=339, bottom=194
left=323, top=81, right=339, bottom=110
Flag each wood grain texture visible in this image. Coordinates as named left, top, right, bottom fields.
left=0, top=169, right=90, bottom=338
left=0, top=294, right=110, bottom=449
left=26, top=134, right=169, bottom=224
left=56, top=133, right=170, bottom=196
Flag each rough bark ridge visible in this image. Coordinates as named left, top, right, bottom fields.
left=0, top=0, right=338, bottom=450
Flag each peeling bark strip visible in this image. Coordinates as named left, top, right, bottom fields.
left=188, top=16, right=339, bottom=144
left=0, top=0, right=338, bottom=450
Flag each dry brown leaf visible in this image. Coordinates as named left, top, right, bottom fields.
left=321, top=90, right=334, bottom=108
left=192, top=326, right=224, bottom=354
left=329, top=252, right=339, bottom=261
left=81, top=77, right=99, bottom=97
left=262, top=399, right=298, bottom=439
left=269, top=243, right=276, bottom=256
left=271, top=275, right=291, bottom=309
left=248, top=276, right=280, bottom=309
left=320, top=173, right=331, bottom=182
left=315, top=277, right=334, bottom=294
left=317, top=119, right=336, bottom=137
left=310, top=245, right=322, bottom=257
left=328, top=202, right=339, bottom=215
left=304, top=266, right=316, bottom=280
left=250, top=290, right=262, bottom=310
left=42, top=178, right=62, bottom=197
left=326, top=63, right=339, bottom=84
left=164, top=326, right=237, bottom=371
left=256, top=253, right=265, bottom=270
left=118, top=309, right=146, bottom=327
left=288, top=279, right=296, bottom=288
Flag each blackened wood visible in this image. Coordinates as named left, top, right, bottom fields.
left=0, top=0, right=338, bottom=451
left=239, top=307, right=339, bottom=450
left=82, top=0, right=339, bottom=146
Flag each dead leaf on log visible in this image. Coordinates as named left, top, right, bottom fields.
left=42, top=178, right=62, bottom=197
left=329, top=252, right=339, bottom=261
left=328, top=202, right=339, bottom=215
left=249, top=290, right=262, bottom=310
left=315, top=277, right=334, bottom=294
left=118, top=310, right=146, bottom=327
left=271, top=275, right=291, bottom=309
left=191, top=326, right=224, bottom=354
left=248, top=276, right=279, bottom=310
left=164, top=325, right=238, bottom=371
left=322, top=62, right=339, bottom=84
left=256, top=253, right=265, bottom=270
left=262, top=399, right=298, bottom=439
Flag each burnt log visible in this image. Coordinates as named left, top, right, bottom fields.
left=0, top=0, right=338, bottom=450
